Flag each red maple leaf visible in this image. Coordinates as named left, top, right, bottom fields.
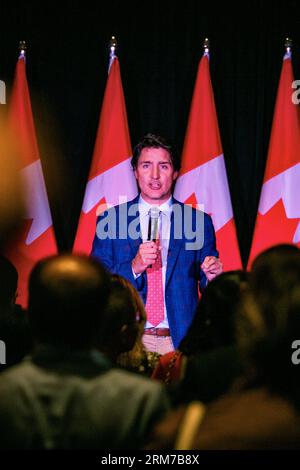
left=184, top=192, right=199, bottom=209
left=184, top=192, right=213, bottom=217
left=248, top=199, right=300, bottom=268
left=184, top=193, right=242, bottom=270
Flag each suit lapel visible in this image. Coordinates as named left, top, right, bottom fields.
left=126, top=196, right=142, bottom=254
left=165, top=200, right=184, bottom=287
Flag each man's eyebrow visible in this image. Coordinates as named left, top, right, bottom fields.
left=138, top=160, right=172, bottom=164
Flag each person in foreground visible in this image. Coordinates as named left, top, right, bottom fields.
left=0, top=255, right=33, bottom=371
left=152, top=270, right=247, bottom=399
left=92, top=133, right=222, bottom=354
left=145, top=244, right=300, bottom=449
left=0, top=254, right=169, bottom=449
left=111, top=274, right=161, bottom=375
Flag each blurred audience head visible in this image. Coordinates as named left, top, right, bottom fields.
left=0, top=257, right=32, bottom=371
left=238, top=244, right=300, bottom=403
left=179, top=270, right=248, bottom=355
left=111, top=274, right=146, bottom=336
left=111, top=274, right=155, bottom=372
left=28, top=254, right=110, bottom=349
left=97, top=275, right=140, bottom=361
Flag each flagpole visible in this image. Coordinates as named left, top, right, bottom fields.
left=73, top=33, right=137, bottom=254
left=247, top=36, right=300, bottom=266
left=19, top=40, right=26, bottom=59
left=6, top=39, right=57, bottom=306
left=108, top=35, right=117, bottom=72
left=174, top=34, right=242, bottom=270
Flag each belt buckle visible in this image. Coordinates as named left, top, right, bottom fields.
left=144, top=327, right=170, bottom=336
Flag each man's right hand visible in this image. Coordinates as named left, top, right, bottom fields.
left=132, top=241, right=160, bottom=274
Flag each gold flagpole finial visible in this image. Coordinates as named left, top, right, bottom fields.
left=108, top=36, right=117, bottom=72
left=285, top=37, right=292, bottom=54
left=19, top=40, right=27, bottom=58
left=110, top=36, right=117, bottom=51
left=203, top=38, right=210, bottom=54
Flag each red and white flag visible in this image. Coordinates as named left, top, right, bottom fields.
left=5, top=53, right=57, bottom=307
left=248, top=50, right=300, bottom=267
left=73, top=56, right=138, bottom=254
left=174, top=51, right=242, bottom=271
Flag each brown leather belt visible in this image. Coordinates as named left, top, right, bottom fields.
left=144, top=328, right=170, bottom=337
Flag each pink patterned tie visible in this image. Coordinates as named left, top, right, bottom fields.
left=145, top=236, right=164, bottom=326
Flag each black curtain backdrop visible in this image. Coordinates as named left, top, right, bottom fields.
left=1, top=0, right=300, bottom=265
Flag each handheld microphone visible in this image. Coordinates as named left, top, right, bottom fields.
left=147, top=207, right=160, bottom=241
left=147, top=208, right=160, bottom=268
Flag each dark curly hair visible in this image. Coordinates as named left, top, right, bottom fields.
left=131, top=133, right=181, bottom=171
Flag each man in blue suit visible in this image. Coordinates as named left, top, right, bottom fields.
left=92, top=134, right=222, bottom=354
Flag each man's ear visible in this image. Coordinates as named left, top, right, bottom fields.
left=173, top=171, right=178, bottom=181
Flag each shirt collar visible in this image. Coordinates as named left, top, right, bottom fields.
left=138, top=195, right=173, bottom=217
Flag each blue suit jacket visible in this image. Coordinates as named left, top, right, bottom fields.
left=91, top=196, right=218, bottom=348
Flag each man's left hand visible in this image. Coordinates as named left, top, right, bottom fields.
left=201, top=256, right=223, bottom=281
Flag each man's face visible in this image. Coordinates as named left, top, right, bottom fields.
left=134, top=147, right=178, bottom=205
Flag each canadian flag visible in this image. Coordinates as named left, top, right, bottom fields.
left=248, top=50, right=300, bottom=267
left=5, top=53, right=57, bottom=307
left=174, top=51, right=242, bottom=271
left=73, top=56, right=138, bottom=254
